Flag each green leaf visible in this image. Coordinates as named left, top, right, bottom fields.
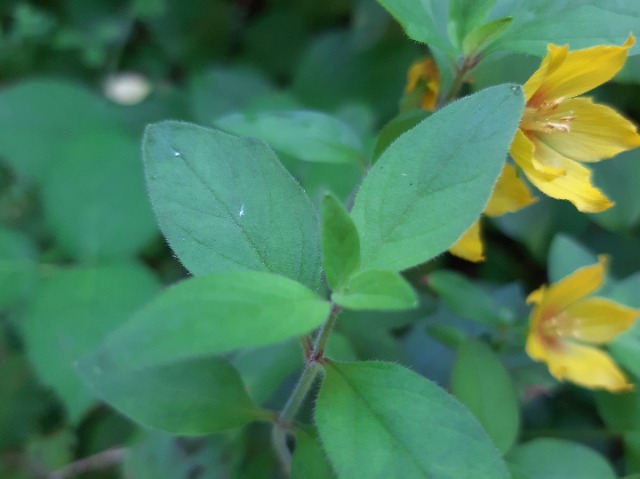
left=84, top=271, right=330, bottom=371
left=22, top=263, right=161, bottom=422
left=372, top=109, right=430, bottom=162
left=611, top=321, right=640, bottom=380
left=506, top=438, right=617, bottom=479
left=232, top=340, right=302, bottom=404
left=427, top=270, right=497, bottom=326
left=215, top=110, right=364, bottom=164
left=0, top=227, right=39, bottom=309
left=451, top=339, right=520, bottom=453
left=189, top=66, right=275, bottom=125
left=332, top=270, right=417, bottom=311
left=489, top=2, right=640, bottom=57
left=315, top=361, right=509, bottom=478
left=79, top=355, right=264, bottom=434
left=0, top=79, right=120, bottom=181
left=322, top=193, right=360, bottom=291
left=42, top=129, right=158, bottom=260
left=448, top=0, right=496, bottom=48
left=376, top=0, right=455, bottom=54
left=548, top=234, right=597, bottom=283
left=462, top=17, right=513, bottom=56
left=291, top=427, right=336, bottom=479
left=590, top=150, right=640, bottom=233
left=351, top=84, right=524, bottom=272
left=143, top=121, right=322, bottom=290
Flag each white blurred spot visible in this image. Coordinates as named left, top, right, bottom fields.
left=239, top=204, right=245, bottom=218
left=104, top=72, right=151, bottom=105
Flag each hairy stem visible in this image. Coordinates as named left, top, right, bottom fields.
left=271, top=303, right=341, bottom=473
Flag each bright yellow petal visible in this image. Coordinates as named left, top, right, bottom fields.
left=562, top=297, right=639, bottom=344
left=527, top=35, right=634, bottom=106
left=484, top=164, right=537, bottom=217
left=524, top=43, right=569, bottom=102
left=537, top=256, right=608, bottom=314
left=525, top=323, right=549, bottom=361
left=535, top=97, right=640, bottom=162
left=539, top=341, right=633, bottom=392
left=526, top=285, right=546, bottom=305
left=449, top=220, right=485, bottom=262
left=522, top=141, right=614, bottom=212
left=510, top=129, right=565, bottom=180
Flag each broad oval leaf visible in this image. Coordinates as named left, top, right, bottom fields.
left=143, top=121, right=322, bottom=291
left=22, top=263, right=161, bottom=422
left=350, top=84, right=524, bottom=272
left=0, top=79, right=121, bottom=181
left=315, top=361, right=509, bottom=478
left=506, top=438, right=616, bottom=479
left=451, top=339, right=520, bottom=453
left=489, top=3, right=640, bottom=57
left=43, top=130, right=157, bottom=260
left=78, top=355, right=265, bottom=435
left=215, top=110, right=364, bottom=164
left=84, top=271, right=330, bottom=371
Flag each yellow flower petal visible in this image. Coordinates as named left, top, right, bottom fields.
left=405, top=58, right=440, bottom=111
left=537, top=256, right=607, bottom=313
left=526, top=285, right=546, bottom=305
left=527, top=35, right=634, bottom=106
left=539, top=341, right=633, bottom=392
left=521, top=141, right=614, bottom=212
left=485, top=164, right=537, bottom=217
left=510, top=130, right=565, bottom=180
left=523, top=43, right=568, bottom=102
left=449, top=220, right=485, bottom=262
left=562, top=297, right=639, bottom=344
left=535, top=97, right=640, bottom=162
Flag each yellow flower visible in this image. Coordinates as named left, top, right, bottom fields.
left=450, top=164, right=537, bottom=262
left=526, top=256, right=639, bottom=392
left=510, top=35, right=640, bottom=213
left=404, top=58, right=440, bottom=111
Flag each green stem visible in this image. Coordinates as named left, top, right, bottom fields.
left=271, top=303, right=341, bottom=473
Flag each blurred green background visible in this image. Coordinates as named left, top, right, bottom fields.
left=2, top=1, right=640, bottom=477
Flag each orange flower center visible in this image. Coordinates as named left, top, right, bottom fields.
left=520, top=100, right=576, bottom=136
left=537, top=307, right=580, bottom=350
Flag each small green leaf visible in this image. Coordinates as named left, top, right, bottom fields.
left=351, top=84, right=524, bottom=272
left=215, top=110, right=364, bottom=164
left=322, top=193, right=360, bottom=291
left=427, top=269, right=497, bottom=326
left=332, top=270, right=417, bottom=311
left=462, top=17, right=513, bottom=56
left=291, top=427, right=336, bottom=479
left=22, top=263, right=161, bottom=423
left=315, top=360, right=509, bottom=478
left=506, top=438, right=617, bottom=479
left=85, top=271, right=330, bottom=370
left=451, top=339, right=520, bottom=453
left=143, top=121, right=322, bottom=290
left=79, top=355, right=265, bottom=434
left=448, top=0, right=496, bottom=48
